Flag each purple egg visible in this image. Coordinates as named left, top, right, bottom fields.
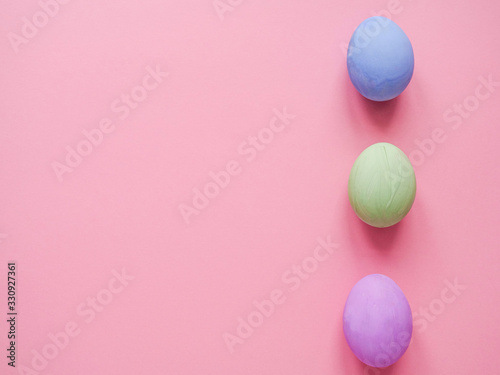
left=343, top=274, right=412, bottom=368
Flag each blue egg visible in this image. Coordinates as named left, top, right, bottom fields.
left=347, top=17, right=414, bottom=101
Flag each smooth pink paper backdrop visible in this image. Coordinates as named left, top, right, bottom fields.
left=1, top=0, right=500, bottom=374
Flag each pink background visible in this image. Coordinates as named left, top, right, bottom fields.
left=1, top=0, right=500, bottom=374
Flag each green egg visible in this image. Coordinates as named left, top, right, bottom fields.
left=348, top=142, right=416, bottom=228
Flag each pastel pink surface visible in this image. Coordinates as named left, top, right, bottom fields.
left=1, top=1, right=499, bottom=374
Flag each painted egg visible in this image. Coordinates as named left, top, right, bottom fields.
left=348, top=142, right=416, bottom=228
left=343, top=274, right=413, bottom=368
left=347, top=16, right=414, bottom=101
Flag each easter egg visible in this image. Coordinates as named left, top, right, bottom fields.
left=343, top=274, right=413, bottom=368
left=348, top=142, right=416, bottom=228
left=347, top=16, right=414, bottom=101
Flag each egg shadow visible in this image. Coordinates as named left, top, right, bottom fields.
left=361, top=218, right=404, bottom=251
left=343, top=71, right=400, bottom=128
left=344, top=196, right=403, bottom=252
